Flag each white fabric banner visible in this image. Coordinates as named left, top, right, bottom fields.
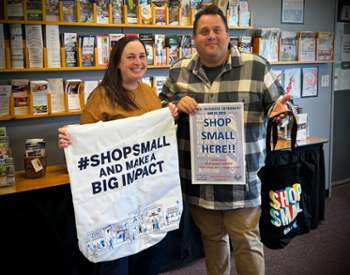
left=64, top=108, right=182, bottom=263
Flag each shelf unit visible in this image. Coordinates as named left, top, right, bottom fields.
left=1, top=0, right=254, bottom=27
left=0, top=1, right=255, bottom=122
left=0, top=20, right=252, bottom=72
left=0, top=1, right=254, bottom=72
left=0, top=2, right=254, bottom=64
left=0, top=89, right=83, bottom=121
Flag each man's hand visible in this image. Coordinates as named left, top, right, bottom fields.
left=269, top=94, right=291, bottom=122
left=176, top=96, right=198, bottom=114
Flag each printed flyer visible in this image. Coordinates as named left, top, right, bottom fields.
left=189, top=102, right=246, bottom=185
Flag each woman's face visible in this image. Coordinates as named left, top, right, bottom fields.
left=118, top=40, right=147, bottom=85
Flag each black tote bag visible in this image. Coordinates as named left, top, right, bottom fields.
left=258, top=112, right=312, bottom=249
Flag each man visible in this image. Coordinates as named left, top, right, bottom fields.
left=159, top=4, right=290, bottom=275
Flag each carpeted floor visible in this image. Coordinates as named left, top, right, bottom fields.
left=161, top=183, right=350, bottom=275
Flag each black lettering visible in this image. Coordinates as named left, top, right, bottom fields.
left=91, top=181, right=102, bottom=194
left=141, top=141, right=151, bottom=153
left=148, top=163, right=157, bottom=174
left=100, top=151, right=111, bottom=164
left=151, top=139, right=157, bottom=150
left=91, top=177, right=119, bottom=194
left=90, top=154, right=100, bottom=166
left=156, top=160, right=164, bottom=173
left=111, top=148, right=122, bottom=161
left=126, top=159, right=134, bottom=170
left=123, top=146, right=132, bottom=159
left=132, top=143, right=140, bottom=156
left=162, top=136, right=170, bottom=146
left=108, top=177, right=118, bottom=189
left=99, top=167, right=107, bottom=177
left=106, top=165, right=115, bottom=175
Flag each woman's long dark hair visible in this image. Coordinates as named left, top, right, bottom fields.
left=101, top=36, right=147, bottom=111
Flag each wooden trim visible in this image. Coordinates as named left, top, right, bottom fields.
left=271, top=60, right=334, bottom=65
left=0, top=64, right=170, bottom=73
left=275, top=136, right=328, bottom=150
left=0, top=165, right=69, bottom=196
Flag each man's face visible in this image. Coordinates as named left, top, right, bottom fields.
left=193, top=14, right=230, bottom=67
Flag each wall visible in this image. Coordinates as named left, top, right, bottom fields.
left=248, top=0, right=336, bottom=190
left=332, top=90, right=350, bottom=184
left=332, top=9, right=350, bottom=184
left=0, top=0, right=337, bottom=191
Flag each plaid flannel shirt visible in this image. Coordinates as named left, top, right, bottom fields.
left=159, top=47, right=283, bottom=210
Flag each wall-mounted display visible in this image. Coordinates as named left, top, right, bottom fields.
left=302, top=67, right=318, bottom=97
left=338, top=0, right=350, bottom=22
left=281, top=0, right=304, bottom=24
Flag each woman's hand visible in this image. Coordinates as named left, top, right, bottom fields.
left=176, top=96, right=198, bottom=114
left=168, top=102, right=178, bottom=119
left=58, top=127, right=72, bottom=149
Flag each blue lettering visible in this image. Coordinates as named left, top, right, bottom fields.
left=203, top=118, right=232, bottom=127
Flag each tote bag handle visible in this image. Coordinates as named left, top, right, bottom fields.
left=266, top=110, right=298, bottom=154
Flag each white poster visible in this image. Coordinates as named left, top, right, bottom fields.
left=284, top=67, right=301, bottom=98
left=334, top=23, right=350, bottom=91
left=64, top=108, right=182, bottom=263
left=48, top=78, right=65, bottom=113
left=341, top=33, right=350, bottom=62
left=302, top=67, right=318, bottom=97
left=46, top=25, right=61, bottom=68
left=189, top=103, right=246, bottom=185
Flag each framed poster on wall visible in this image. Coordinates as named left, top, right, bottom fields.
left=302, top=67, right=318, bottom=97
left=338, top=0, right=350, bottom=22
left=281, top=0, right=304, bottom=24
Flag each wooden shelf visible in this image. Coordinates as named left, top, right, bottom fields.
left=0, top=165, right=69, bottom=196
left=1, top=66, right=105, bottom=72
left=271, top=60, right=335, bottom=65
left=0, top=111, right=81, bottom=121
left=0, top=64, right=171, bottom=73
left=0, top=19, right=253, bottom=30
left=0, top=61, right=333, bottom=73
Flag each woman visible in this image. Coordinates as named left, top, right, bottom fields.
left=58, top=36, right=177, bottom=275
left=59, top=36, right=177, bottom=144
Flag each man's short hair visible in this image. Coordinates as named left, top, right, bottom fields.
left=193, top=4, right=229, bottom=35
